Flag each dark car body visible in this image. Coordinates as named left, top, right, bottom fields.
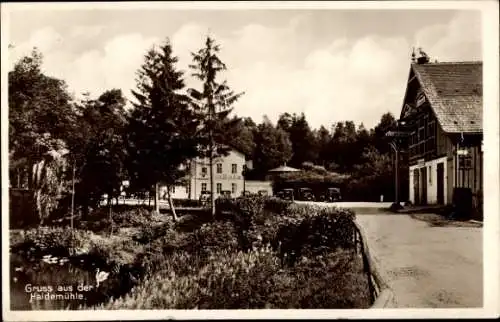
left=320, top=188, right=342, bottom=202
left=278, top=188, right=294, bottom=201
left=298, top=187, right=316, bottom=201
left=219, top=190, right=233, bottom=199
left=199, top=191, right=212, bottom=205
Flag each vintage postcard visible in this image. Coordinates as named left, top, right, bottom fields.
left=2, top=1, right=499, bottom=321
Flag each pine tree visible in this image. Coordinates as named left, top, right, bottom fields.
left=128, top=39, right=199, bottom=221
left=188, top=36, right=244, bottom=217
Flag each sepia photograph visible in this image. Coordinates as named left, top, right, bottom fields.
left=1, top=1, right=499, bottom=320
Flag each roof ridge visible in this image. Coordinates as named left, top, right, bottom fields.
left=412, top=61, right=482, bottom=66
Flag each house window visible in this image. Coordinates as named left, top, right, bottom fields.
left=231, top=164, right=237, bottom=174
left=459, top=155, right=472, bottom=169
left=428, top=166, right=432, bottom=184
left=201, top=183, right=207, bottom=192
left=429, top=122, right=435, bottom=137
left=232, top=183, right=237, bottom=194
left=216, top=164, right=222, bottom=174
left=217, top=183, right=222, bottom=193
left=201, top=167, right=207, bottom=176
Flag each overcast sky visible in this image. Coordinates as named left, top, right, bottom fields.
left=6, top=4, right=482, bottom=130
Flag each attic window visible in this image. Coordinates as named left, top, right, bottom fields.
left=455, top=89, right=460, bottom=93
left=453, top=121, right=458, bottom=124
left=470, top=121, right=475, bottom=124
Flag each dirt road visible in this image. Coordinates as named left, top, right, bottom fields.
left=356, top=213, right=483, bottom=308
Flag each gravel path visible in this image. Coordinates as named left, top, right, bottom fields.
left=355, top=213, right=483, bottom=308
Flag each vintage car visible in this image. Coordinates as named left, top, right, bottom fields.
left=320, top=187, right=342, bottom=202
left=199, top=191, right=212, bottom=205
left=298, top=187, right=316, bottom=201
left=219, top=190, right=233, bottom=200
left=278, top=188, right=294, bottom=201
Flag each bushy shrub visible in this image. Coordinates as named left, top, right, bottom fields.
left=133, top=222, right=172, bottom=244
left=9, top=189, right=38, bottom=229
left=12, top=226, right=94, bottom=257
left=112, top=207, right=153, bottom=227
left=81, top=206, right=153, bottom=232
left=274, top=207, right=357, bottom=266
left=100, top=247, right=282, bottom=309
left=269, top=250, right=371, bottom=308
left=263, top=197, right=291, bottom=216
left=172, top=199, right=203, bottom=208
left=99, top=247, right=370, bottom=309
left=87, top=236, right=145, bottom=273
left=193, top=221, right=240, bottom=254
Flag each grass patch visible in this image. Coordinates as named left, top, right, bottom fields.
left=410, top=213, right=483, bottom=228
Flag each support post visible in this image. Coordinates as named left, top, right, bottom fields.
left=389, top=141, right=403, bottom=211
left=395, top=148, right=399, bottom=205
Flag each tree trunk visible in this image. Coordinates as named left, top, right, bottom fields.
left=70, top=161, right=75, bottom=231
left=209, top=145, right=215, bottom=218
left=32, top=161, right=44, bottom=223
left=154, top=182, right=160, bottom=214
left=167, top=186, right=178, bottom=222
left=28, top=160, right=34, bottom=191
left=109, top=200, right=113, bottom=236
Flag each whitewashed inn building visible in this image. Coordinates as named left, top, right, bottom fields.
left=160, top=148, right=272, bottom=200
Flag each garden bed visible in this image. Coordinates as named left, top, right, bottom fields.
left=9, top=197, right=372, bottom=310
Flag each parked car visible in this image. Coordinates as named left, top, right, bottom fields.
left=320, top=187, right=342, bottom=202
left=278, top=188, right=294, bottom=201
left=199, top=191, right=212, bottom=206
left=297, top=187, right=315, bottom=201
left=219, top=190, right=233, bottom=200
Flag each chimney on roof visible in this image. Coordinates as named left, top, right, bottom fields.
left=417, top=47, right=430, bottom=64
left=411, top=47, right=416, bottom=63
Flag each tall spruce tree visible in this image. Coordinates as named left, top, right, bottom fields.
left=128, top=39, right=199, bottom=220
left=188, top=36, right=243, bottom=217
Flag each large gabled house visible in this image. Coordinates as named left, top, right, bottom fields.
left=398, top=60, right=483, bottom=212
left=160, top=146, right=261, bottom=200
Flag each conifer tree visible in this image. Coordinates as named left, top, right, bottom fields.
left=128, top=39, right=199, bottom=220
left=188, top=36, right=244, bottom=217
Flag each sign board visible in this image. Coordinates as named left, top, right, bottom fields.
left=457, top=149, right=469, bottom=156
left=386, top=130, right=410, bottom=138
left=416, top=94, right=426, bottom=107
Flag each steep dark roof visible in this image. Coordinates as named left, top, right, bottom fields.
left=412, top=61, right=482, bottom=133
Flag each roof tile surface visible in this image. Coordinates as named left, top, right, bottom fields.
left=412, top=61, right=482, bottom=133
